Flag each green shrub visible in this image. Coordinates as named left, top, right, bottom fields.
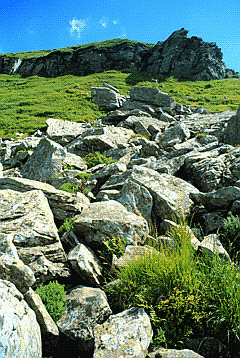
left=59, top=181, right=81, bottom=194
left=219, top=212, right=240, bottom=261
left=104, top=222, right=240, bottom=353
left=83, top=151, right=116, bottom=168
left=35, top=281, right=66, bottom=323
left=58, top=217, right=76, bottom=235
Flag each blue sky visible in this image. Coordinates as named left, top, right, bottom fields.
left=0, top=0, right=240, bottom=72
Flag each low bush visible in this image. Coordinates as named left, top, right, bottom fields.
left=103, top=222, right=240, bottom=354
left=58, top=216, right=76, bottom=235
left=219, top=211, right=240, bottom=261
left=35, top=281, right=66, bottom=323
left=83, top=151, right=116, bottom=168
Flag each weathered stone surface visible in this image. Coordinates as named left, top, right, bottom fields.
left=130, top=86, right=176, bottom=108
left=68, top=243, right=103, bottom=286
left=190, top=186, right=240, bottom=210
left=91, top=86, right=125, bottom=109
left=0, top=176, right=90, bottom=220
left=0, top=279, right=42, bottom=358
left=46, top=117, right=91, bottom=145
left=197, top=234, right=230, bottom=260
left=93, top=307, right=153, bottom=358
left=0, top=189, right=70, bottom=285
left=112, top=245, right=158, bottom=268
left=147, top=347, right=204, bottom=358
left=57, top=286, right=111, bottom=351
left=73, top=200, right=149, bottom=246
left=223, top=105, right=240, bottom=145
left=24, top=287, right=59, bottom=336
left=0, top=233, right=36, bottom=293
left=156, top=122, right=190, bottom=148
left=130, top=166, right=199, bottom=221
left=20, top=137, right=67, bottom=183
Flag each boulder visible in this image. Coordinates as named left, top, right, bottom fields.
left=155, top=122, right=191, bottom=148
left=223, top=105, right=240, bottom=145
left=0, top=189, right=70, bottom=285
left=91, top=86, right=125, bottom=109
left=197, top=234, right=230, bottom=260
left=93, top=307, right=153, bottom=358
left=147, top=347, right=204, bottom=358
left=130, top=86, right=176, bottom=108
left=0, top=177, right=90, bottom=220
left=0, top=279, right=42, bottom=358
left=67, top=243, right=103, bottom=286
left=46, top=117, right=92, bottom=145
left=20, top=137, right=67, bottom=183
left=0, top=233, right=35, bottom=293
left=112, top=245, right=158, bottom=268
left=57, top=286, right=112, bottom=352
left=73, top=200, right=149, bottom=246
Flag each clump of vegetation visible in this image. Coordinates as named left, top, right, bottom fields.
left=83, top=151, right=116, bottom=168
left=219, top=211, right=240, bottom=261
left=58, top=217, right=76, bottom=235
left=35, top=281, right=67, bottom=323
left=103, top=222, right=240, bottom=354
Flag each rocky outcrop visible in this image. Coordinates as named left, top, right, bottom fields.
left=1, top=28, right=239, bottom=80
left=1, top=83, right=240, bottom=357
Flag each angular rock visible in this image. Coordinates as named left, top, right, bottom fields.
left=0, top=189, right=70, bottom=285
left=156, top=122, right=190, bottom=148
left=0, top=177, right=90, bottom=220
left=24, top=287, right=59, bottom=337
left=112, top=245, right=158, bottom=268
left=147, top=347, right=204, bottom=358
left=57, top=286, right=112, bottom=351
left=93, top=307, right=153, bottom=358
left=198, top=234, right=230, bottom=260
left=130, top=166, right=199, bottom=222
left=68, top=243, right=103, bottom=286
left=0, top=279, right=42, bottom=358
left=223, top=105, right=240, bottom=145
left=91, top=86, right=125, bottom=109
left=130, top=86, right=176, bottom=108
left=0, top=233, right=35, bottom=293
left=190, top=186, right=240, bottom=210
left=20, top=137, right=67, bottom=183
left=46, top=117, right=91, bottom=145
left=73, top=200, right=149, bottom=246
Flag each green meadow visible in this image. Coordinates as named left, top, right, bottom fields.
left=0, top=70, right=239, bottom=138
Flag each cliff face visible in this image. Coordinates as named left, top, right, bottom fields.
left=0, top=28, right=239, bottom=80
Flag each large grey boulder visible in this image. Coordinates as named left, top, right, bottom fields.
left=0, top=177, right=90, bottom=220
left=223, top=105, right=240, bottom=145
left=73, top=200, right=149, bottom=246
left=156, top=122, right=191, bottom=148
left=57, top=286, right=112, bottom=352
left=20, top=137, right=67, bottom=183
left=68, top=243, right=103, bottom=286
left=0, top=189, right=70, bottom=285
left=130, top=166, right=199, bottom=221
left=93, top=307, right=153, bottom=358
left=0, top=279, right=42, bottom=358
left=46, top=117, right=91, bottom=145
left=91, top=86, right=125, bottom=109
left=130, top=86, right=176, bottom=108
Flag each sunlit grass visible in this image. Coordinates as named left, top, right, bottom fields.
left=0, top=71, right=239, bottom=138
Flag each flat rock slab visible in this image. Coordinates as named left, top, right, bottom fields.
left=0, top=177, right=90, bottom=220
left=46, top=117, right=92, bottom=145
left=0, top=279, right=42, bottom=358
left=93, top=307, right=153, bottom=358
left=73, top=200, right=149, bottom=246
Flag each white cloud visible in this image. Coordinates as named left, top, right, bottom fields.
left=113, top=20, right=118, bottom=25
left=69, top=19, right=86, bottom=38
left=99, top=17, right=108, bottom=28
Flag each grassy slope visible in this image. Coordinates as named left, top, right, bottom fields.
left=0, top=70, right=240, bottom=138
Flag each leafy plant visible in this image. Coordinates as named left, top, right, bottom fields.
left=58, top=217, right=76, bottom=235
left=35, top=281, right=66, bottom=323
left=83, top=151, right=116, bottom=168
left=219, top=211, right=240, bottom=261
